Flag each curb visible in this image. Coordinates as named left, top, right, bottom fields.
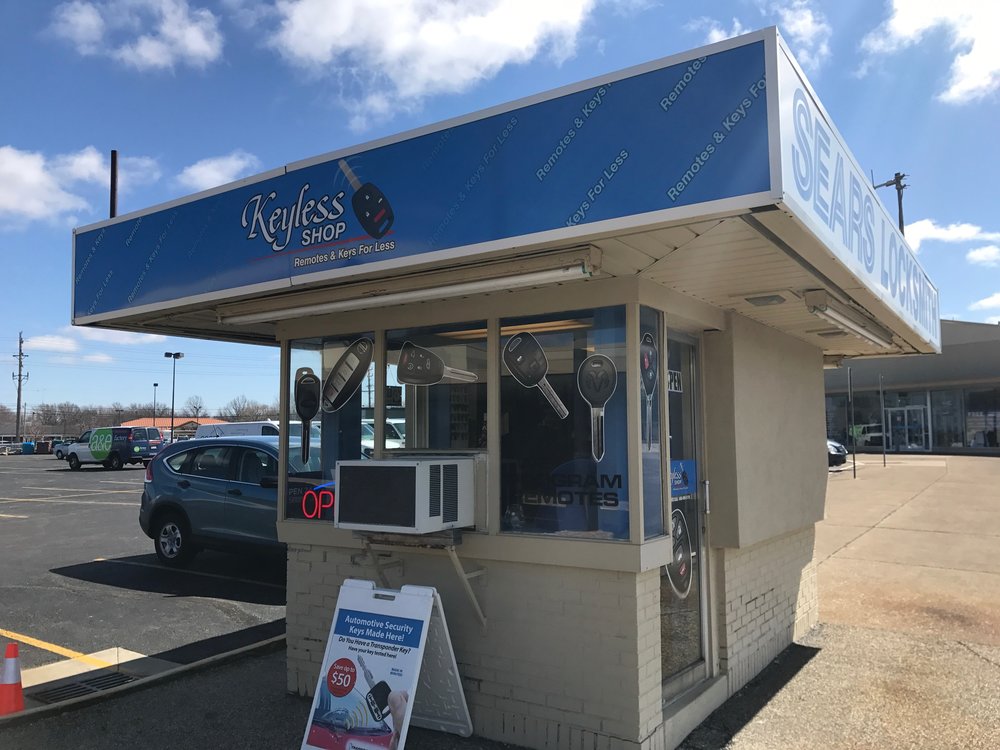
left=0, top=634, right=285, bottom=728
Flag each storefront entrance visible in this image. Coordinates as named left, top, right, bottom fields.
left=661, top=333, right=708, bottom=704
left=886, top=405, right=930, bottom=452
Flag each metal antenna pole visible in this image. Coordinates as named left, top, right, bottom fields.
left=12, top=331, right=29, bottom=442
left=874, top=172, right=907, bottom=234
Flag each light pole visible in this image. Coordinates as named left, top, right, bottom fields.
left=164, top=352, right=184, bottom=442
left=153, top=383, right=159, bottom=428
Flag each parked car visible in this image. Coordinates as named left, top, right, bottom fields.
left=0, top=444, right=21, bottom=456
left=53, top=439, right=77, bottom=460
left=139, top=436, right=316, bottom=566
left=827, top=438, right=848, bottom=466
left=65, top=426, right=163, bottom=470
left=856, top=423, right=884, bottom=447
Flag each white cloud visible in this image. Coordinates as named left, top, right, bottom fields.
left=970, top=293, right=1000, bottom=311
left=904, top=218, right=1000, bottom=252
left=24, top=335, right=79, bottom=353
left=51, top=0, right=223, bottom=71
left=177, top=150, right=262, bottom=192
left=861, top=1, right=1000, bottom=103
left=83, top=353, right=114, bottom=363
left=70, top=326, right=167, bottom=344
left=985, top=315, right=1000, bottom=325
left=0, top=146, right=90, bottom=225
left=0, top=146, right=161, bottom=229
left=264, top=0, right=595, bottom=130
left=966, top=245, right=1000, bottom=267
left=772, top=1, right=830, bottom=71
left=688, top=2, right=830, bottom=71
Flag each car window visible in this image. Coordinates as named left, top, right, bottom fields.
left=262, top=425, right=279, bottom=436
left=168, top=446, right=233, bottom=479
left=131, top=428, right=147, bottom=440
left=236, top=449, right=278, bottom=485
left=78, top=431, right=91, bottom=442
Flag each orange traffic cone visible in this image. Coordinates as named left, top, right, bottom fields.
left=0, top=642, right=25, bottom=715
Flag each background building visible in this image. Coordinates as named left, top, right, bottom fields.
left=825, top=320, right=1000, bottom=455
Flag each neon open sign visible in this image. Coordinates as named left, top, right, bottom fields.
left=286, top=480, right=336, bottom=522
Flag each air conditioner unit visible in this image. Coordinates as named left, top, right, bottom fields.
left=334, top=457, right=476, bottom=534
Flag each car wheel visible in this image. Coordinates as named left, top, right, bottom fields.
left=55, top=449, right=64, bottom=460
left=154, top=512, right=197, bottom=567
left=68, top=454, right=81, bottom=471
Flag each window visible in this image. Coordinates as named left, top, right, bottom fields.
left=148, top=428, right=161, bottom=440
left=237, top=449, right=278, bottom=485
left=286, top=333, right=374, bottom=521
left=499, top=307, right=628, bottom=540
left=385, top=321, right=487, bottom=452
left=191, top=446, right=232, bottom=479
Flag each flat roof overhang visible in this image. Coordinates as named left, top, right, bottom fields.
left=71, top=28, right=940, bottom=358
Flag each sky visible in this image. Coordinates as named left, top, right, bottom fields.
left=2, top=0, right=999, bottom=416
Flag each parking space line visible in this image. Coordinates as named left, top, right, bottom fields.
left=93, top=558, right=286, bottom=590
left=0, top=627, right=115, bottom=670
left=0, top=513, right=29, bottom=519
left=0, top=497, right=135, bottom=507
left=22, top=486, right=136, bottom=494
left=98, top=480, right=145, bottom=485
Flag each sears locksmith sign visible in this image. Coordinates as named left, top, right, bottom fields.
left=775, top=43, right=940, bottom=351
left=73, top=36, right=771, bottom=321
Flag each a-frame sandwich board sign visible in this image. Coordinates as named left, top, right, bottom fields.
left=302, top=579, right=472, bottom=750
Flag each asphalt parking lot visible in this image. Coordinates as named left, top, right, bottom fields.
left=0, top=453, right=285, bottom=705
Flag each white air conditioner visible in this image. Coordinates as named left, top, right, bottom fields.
left=334, top=457, right=476, bottom=534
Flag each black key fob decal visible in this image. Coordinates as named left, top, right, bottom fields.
left=294, top=367, right=321, bottom=463
left=339, top=159, right=394, bottom=239
left=639, top=332, right=658, bottom=450
left=397, top=341, right=478, bottom=386
left=322, top=338, right=374, bottom=412
left=502, top=332, right=568, bottom=419
left=578, top=354, right=617, bottom=461
left=365, top=680, right=392, bottom=721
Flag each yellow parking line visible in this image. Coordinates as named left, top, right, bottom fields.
left=0, top=497, right=134, bottom=506
left=0, top=513, right=29, bottom=519
left=0, top=628, right=115, bottom=669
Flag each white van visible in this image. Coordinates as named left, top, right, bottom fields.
left=194, top=421, right=281, bottom=438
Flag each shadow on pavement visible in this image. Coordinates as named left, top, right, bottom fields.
left=50, top=551, right=286, bottom=606
left=680, top=642, right=821, bottom=749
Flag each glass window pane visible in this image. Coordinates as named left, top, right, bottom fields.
left=931, top=390, right=965, bottom=449
left=385, top=322, right=487, bottom=452
left=499, top=307, right=628, bottom=540
left=640, top=306, right=665, bottom=540
left=965, top=388, right=1000, bottom=448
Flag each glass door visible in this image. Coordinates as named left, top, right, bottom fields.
left=660, top=332, right=707, bottom=703
left=886, top=405, right=929, bottom=451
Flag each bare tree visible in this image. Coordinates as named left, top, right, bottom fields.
left=184, top=395, right=205, bottom=418
left=219, top=395, right=272, bottom=421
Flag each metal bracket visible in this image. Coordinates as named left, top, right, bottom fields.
left=351, top=530, right=488, bottom=631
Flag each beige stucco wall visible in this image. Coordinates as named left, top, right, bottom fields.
left=703, top=313, right=827, bottom=549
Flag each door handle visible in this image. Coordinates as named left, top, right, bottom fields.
left=177, top=480, right=190, bottom=489
left=227, top=488, right=242, bottom=496
left=702, top=480, right=710, bottom=515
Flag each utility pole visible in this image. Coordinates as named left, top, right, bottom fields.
left=12, top=331, right=28, bottom=443
left=874, top=172, right=907, bottom=234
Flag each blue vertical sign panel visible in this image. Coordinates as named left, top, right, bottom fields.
left=74, top=40, right=770, bottom=320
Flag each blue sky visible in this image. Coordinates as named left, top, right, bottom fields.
left=2, top=0, right=999, bottom=415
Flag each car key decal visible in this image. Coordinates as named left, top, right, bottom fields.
left=639, top=332, right=658, bottom=450
left=502, top=331, right=568, bottom=419
left=396, top=341, right=478, bottom=386
left=577, top=354, right=617, bottom=461
left=339, top=159, right=394, bottom=239
left=322, top=338, right=374, bottom=413
left=294, top=366, right=321, bottom=463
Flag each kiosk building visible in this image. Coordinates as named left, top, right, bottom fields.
left=71, top=28, right=939, bottom=750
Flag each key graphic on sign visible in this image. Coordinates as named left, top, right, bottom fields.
left=639, top=332, right=658, bottom=450
left=294, top=367, right=321, bottom=464
left=322, top=338, right=374, bottom=413
left=396, top=341, right=478, bottom=386
left=578, top=354, right=617, bottom=461
left=358, top=655, right=393, bottom=722
left=339, top=159, right=394, bottom=239
left=502, top=332, right=568, bottom=419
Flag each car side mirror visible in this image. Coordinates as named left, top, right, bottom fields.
left=260, top=475, right=278, bottom=488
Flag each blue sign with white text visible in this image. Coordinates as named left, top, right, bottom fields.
left=334, top=608, right=423, bottom=648
left=74, top=41, right=770, bottom=320
left=670, top=460, right=698, bottom=496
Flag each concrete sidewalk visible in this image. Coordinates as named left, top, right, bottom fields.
left=3, top=454, right=999, bottom=749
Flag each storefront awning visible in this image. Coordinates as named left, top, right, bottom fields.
left=72, top=28, right=939, bottom=356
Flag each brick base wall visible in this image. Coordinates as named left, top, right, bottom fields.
left=717, top=527, right=818, bottom=696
